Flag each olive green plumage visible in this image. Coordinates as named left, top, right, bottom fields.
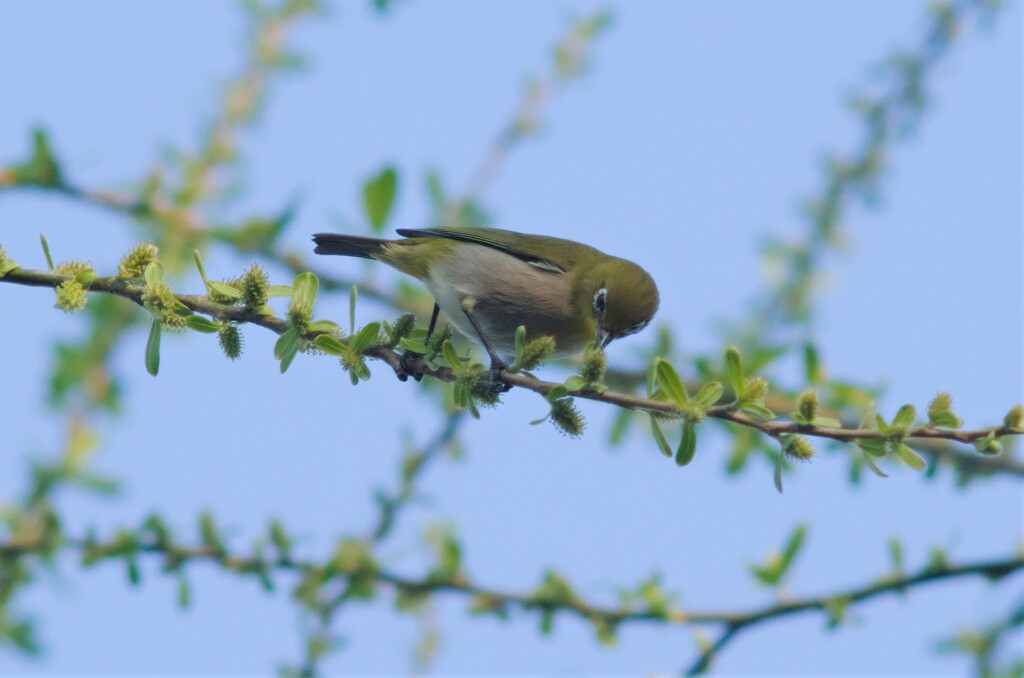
left=312, top=227, right=659, bottom=360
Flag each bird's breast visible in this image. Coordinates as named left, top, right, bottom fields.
left=423, top=244, right=590, bottom=358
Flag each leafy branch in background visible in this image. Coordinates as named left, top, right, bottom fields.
left=0, top=0, right=1019, bottom=676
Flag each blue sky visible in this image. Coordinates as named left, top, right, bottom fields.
left=0, top=0, right=1020, bottom=674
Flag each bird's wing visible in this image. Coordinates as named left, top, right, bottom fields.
left=395, top=227, right=570, bottom=273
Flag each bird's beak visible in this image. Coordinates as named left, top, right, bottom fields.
left=596, top=326, right=612, bottom=350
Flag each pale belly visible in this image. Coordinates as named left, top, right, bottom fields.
left=422, top=245, right=587, bottom=359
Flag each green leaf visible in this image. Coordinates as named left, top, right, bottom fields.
left=193, top=250, right=209, bottom=284
left=350, top=322, right=381, bottom=353
left=274, top=327, right=300, bottom=360
left=676, top=422, right=696, bottom=466
left=778, top=524, right=807, bottom=575
left=895, top=443, right=926, bottom=471
left=725, top=346, right=744, bottom=400
left=145, top=320, right=161, bottom=376
left=858, top=438, right=888, bottom=458
left=207, top=280, right=242, bottom=300
left=268, top=284, right=292, bottom=298
left=928, top=411, right=963, bottom=429
left=654, top=358, right=689, bottom=409
left=39, top=233, right=54, bottom=270
left=862, top=451, right=889, bottom=478
left=74, top=268, right=96, bottom=288
left=811, top=416, right=842, bottom=428
left=891, top=404, right=916, bottom=431
left=773, top=450, right=784, bottom=493
left=694, top=381, right=724, bottom=408
left=177, top=576, right=191, bottom=609
left=144, top=261, right=164, bottom=284
left=874, top=413, right=892, bottom=436
left=563, top=375, right=588, bottom=392
left=314, top=334, right=346, bottom=356
left=349, top=285, right=357, bottom=334
left=308, top=320, right=341, bottom=333
left=513, top=325, right=527, bottom=363
left=363, top=165, right=398, bottom=232
left=185, top=315, right=220, bottom=333
left=888, top=537, right=904, bottom=574
left=740, top=403, right=776, bottom=421
left=399, top=337, right=429, bottom=354
left=546, top=385, right=569, bottom=403
left=279, top=342, right=299, bottom=374
left=803, top=342, right=821, bottom=383
left=290, top=272, right=319, bottom=310
left=650, top=415, right=671, bottom=457
left=441, top=339, right=461, bottom=369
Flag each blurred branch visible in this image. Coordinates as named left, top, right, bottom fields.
left=755, top=0, right=1003, bottom=338
left=451, top=11, right=610, bottom=214
left=0, top=519, right=1020, bottom=674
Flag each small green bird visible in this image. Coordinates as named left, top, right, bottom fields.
left=312, top=227, right=659, bottom=373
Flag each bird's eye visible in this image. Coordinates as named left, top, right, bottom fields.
left=592, top=288, right=607, bottom=314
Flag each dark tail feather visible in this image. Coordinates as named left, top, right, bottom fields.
left=312, top=233, right=388, bottom=259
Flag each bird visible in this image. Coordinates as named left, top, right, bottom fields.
left=312, top=226, right=659, bottom=376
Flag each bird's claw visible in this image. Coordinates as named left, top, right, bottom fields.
left=488, top=360, right=512, bottom=394
left=398, top=351, right=425, bottom=382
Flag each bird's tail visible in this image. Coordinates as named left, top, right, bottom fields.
left=312, top=233, right=389, bottom=259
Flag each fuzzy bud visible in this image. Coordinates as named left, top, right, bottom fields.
left=241, top=263, right=269, bottom=309
left=286, top=305, right=311, bottom=336
left=0, top=244, right=17, bottom=277
left=1005, top=405, right=1024, bottom=432
left=117, top=243, right=158, bottom=279
left=387, top=313, right=416, bottom=346
left=426, top=324, right=453, bottom=359
left=218, top=323, right=243, bottom=360
left=928, top=392, right=953, bottom=418
left=784, top=435, right=816, bottom=461
left=468, top=375, right=502, bottom=407
left=142, top=280, right=186, bottom=330
left=743, top=376, right=769, bottom=404
left=549, top=397, right=585, bottom=438
left=580, top=345, right=607, bottom=385
left=797, top=389, right=818, bottom=422
left=517, top=335, right=556, bottom=371
left=54, top=279, right=87, bottom=313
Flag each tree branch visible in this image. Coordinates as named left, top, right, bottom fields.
left=2, top=266, right=1019, bottom=464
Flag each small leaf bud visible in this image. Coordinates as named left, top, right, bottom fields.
left=387, top=312, right=416, bottom=346
left=784, top=435, right=816, bottom=462
left=549, top=397, right=585, bottom=438
left=0, top=244, right=18, bottom=277
left=928, top=392, right=953, bottom=419
left=241, top=263, right=269, bottom=309
left=54, top=279, right=87, bottom=313
left=1004, top=405, right=1023, bottom=432
left=142, top=280, right=186, bottom=330
left=743, top=376, right=769, bottom=404
left=218, top=323, right=243, bottom=360
left=797, top=389, right=818, bottom=422
left=580, top=345, right=607, bottom=385
left=517, top=335, right=556, bottom=371
left=117, top=243, right=158, bottom=279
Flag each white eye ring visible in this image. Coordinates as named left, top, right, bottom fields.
left=592, top=288, right=607, bottom=314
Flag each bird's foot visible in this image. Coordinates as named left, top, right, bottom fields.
left=397, top=350, right=425, bottom=382
left=487, top=359, right=512, bottom=394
